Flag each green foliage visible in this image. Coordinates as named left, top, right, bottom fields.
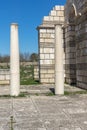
left=20, top=64, right=40, bottom=85
left=30, top=53, right=38, bottom=62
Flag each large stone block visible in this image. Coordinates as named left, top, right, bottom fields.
left=56, top=11, right=64, bottom=17
left=44, top=54, right=50, bottom=59
left=6, top=75, right=10, bottom=80
left=60, top=17, right=65, bottom=22
left=40, top=29, right=46, bottom=33
left=49, top=16, right=54, bottom=21
left=40, top=38, right=45, bottom=42
left=46, top=29, right=55, bottom=33
left=54, top=6, right=61, bottom=10
left=43, top=48, right=54, bottom=53
left=53, top=16, right=60, bottom=21
left=43, top=16, right=49, bottom=21
left=0, top=80, right=10, bottom=84
left=42, top=33, right=50, bottom=38
left=0, top=75, right=5, bottom=80
left=44, top=38, right=54, bottom=43
left=48, top=69, right=55, bottom=73
left=50, top=10, right=56, bottom=16
left=40, top=54, right=45, bottom=59
left=50, top=54, right=54, bottom=59
left=44, top=74, right=53, bottom=78
left=40, top=69, right=48, bottom=74
left=40, top=48, right=44, bottom=53
left=50, top=34, right=55, bottom=38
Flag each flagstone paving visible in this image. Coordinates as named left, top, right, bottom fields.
left=0, top=84, right=87, bottom=130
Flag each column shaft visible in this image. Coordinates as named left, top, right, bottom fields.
left=10, top=23, right=20, bottom=96
left=55, top=25, right=64, bottom=95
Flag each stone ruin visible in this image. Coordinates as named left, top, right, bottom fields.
left=37, top=0, right=87, bottom=90
left=1, top=0, right=87, bottom=96
left=37, top=5, right=65, bottom=84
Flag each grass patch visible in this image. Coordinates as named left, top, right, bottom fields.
left=35, top=93, right=39, bottom=96
left=0, top=63, right=40, bottom=85
left=0, top=92, right=29, bottom=98
left=0, top=95, right=11, bottom=98
left=64, top=91, right=87, bottom=95
left=20, top=65, right=40, bottom=85
left=19, top=92, right=28, bottom=97
left=20, top=78, right=40, bottom=85
left=46, top=92, right=55, bottom=96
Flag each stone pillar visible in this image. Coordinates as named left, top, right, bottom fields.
left=55, top=25, right=64, bottom=95
left=10, top=23, right=20, bottom=96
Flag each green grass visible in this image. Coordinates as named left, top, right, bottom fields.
left=20, top=78, right=40, bottom=85
left=0, top=95, right=11, bottom=98
left=45, top=91, right=87, bottom=96
left=19, top=92, right=28, bottom=97
left=35, top=93, right=39, bottom=96
left=0, top=92, right=29, bottom=98
left=0, top=90, right=87, bottom=98
left=46, top=92, right=55, bottom=96
left=0, top=63, right=40, bottom=85
left=64, top=91, right=87, bottom=95
left=20, top=65, right=40, bottom=85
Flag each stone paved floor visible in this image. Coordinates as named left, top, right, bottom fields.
left=0, top=84, right=87, bottom=130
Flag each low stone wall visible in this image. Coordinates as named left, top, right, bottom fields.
left=0, top=69, right=10, bottom=85
left=0, top=62, right=39, bottom=85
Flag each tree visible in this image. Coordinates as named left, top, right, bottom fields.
left=20, top=52, right=30, bottom=62
left=30, top=53, right=38, bottom=62
left=0, top=54, right=10, bottom=63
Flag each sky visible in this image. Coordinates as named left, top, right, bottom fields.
left=0, top=0, right=66, bottom=55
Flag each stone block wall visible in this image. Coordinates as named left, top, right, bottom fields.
left=38, top=27, right=55, bottom=83
left=34, top=64, right=39, bottom=81
left=76, top=1, right=87, bottom=89
left=43, top=6, right=64, bottom=24
left=0, top=69, right=10, bottom=85
left=65, top=0, right=87, bottom=89
left=37, top=0, right=87, bottom=88
left=37, top=5, right=64, bottom=84
left=65, top=25, right=76, bottom=84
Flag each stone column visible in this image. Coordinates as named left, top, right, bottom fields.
left=10, top=23, right=20, bottom=96
left=55, top=25, right=64, bottom=95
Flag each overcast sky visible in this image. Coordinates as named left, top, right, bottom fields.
left=0, top=0, right=66, bottom=55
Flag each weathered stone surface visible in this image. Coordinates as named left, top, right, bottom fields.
left=0, top=85, right=87, bottom=129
